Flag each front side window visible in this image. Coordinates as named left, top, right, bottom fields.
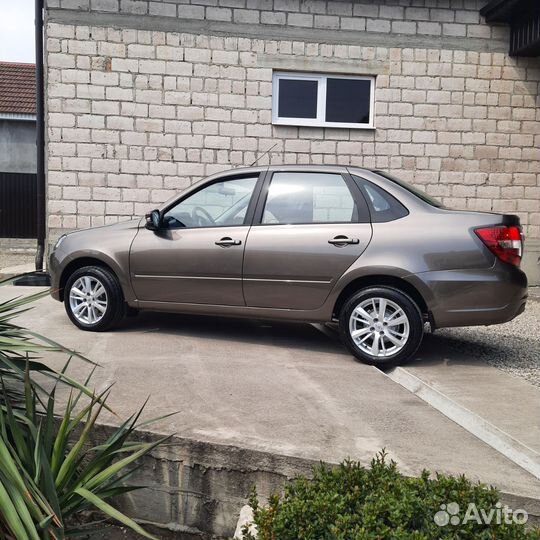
left=163, top=176, right=258, bottom=228
left=262, top=172, right=361, bottom=225
left=272, top=72, right=375, bottom=129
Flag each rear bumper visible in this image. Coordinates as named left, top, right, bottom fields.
left=412, top=262, right=528, bottom=329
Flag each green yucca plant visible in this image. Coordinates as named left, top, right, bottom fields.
left=0, top=363, right=174, bottom=539
left=0, top=278, right=175, bottom=538
left=0, top=278, right=96, bottom=408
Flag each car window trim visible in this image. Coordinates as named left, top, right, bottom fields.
left=342, top=171, right=372, bottom=224
left=161, top=171, right=267, bottom=230
left=252, top=170, right=370, bottom=226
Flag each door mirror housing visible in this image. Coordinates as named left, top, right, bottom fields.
left=145, top=209, right=162, bottom=230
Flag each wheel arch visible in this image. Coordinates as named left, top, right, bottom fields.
left=59, top=256, right=122, bottom=302
left=332, top=274, right=430, bottom=321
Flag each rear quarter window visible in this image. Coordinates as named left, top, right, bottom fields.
left=374, top=170, right=445, bottom=209
left=352, top=176, right=409, bottom=223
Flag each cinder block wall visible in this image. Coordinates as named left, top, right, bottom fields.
left=44, top=0, right=539, bottom=280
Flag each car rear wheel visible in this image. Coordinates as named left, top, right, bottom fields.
left=64, top=266, right=124, bottom=331
left=339, top=286, right=424, bottom=366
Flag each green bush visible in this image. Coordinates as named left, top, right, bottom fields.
left=245, top=452, right=539, bottom=540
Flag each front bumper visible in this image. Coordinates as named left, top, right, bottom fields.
left=413, top=261, right=528, bottom=329
left=48, top=248, right=62, bottom=301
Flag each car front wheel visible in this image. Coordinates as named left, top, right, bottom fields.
left=64, top=265, right=124, bottom=331
left=339, top=286, right=424, bottom=366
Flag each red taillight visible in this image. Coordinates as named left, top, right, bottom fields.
left=475, top=226, right=523, bottom=267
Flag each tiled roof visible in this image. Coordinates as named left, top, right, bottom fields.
left=0, top=62, right=36, bottom=115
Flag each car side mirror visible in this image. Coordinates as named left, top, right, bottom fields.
left=145, top=209, right=162, bottom=230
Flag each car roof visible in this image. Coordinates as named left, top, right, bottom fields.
left=210, top=164, right=376, bottom=178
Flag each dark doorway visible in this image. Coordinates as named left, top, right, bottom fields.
left=0, top=171, right=37, bottom=238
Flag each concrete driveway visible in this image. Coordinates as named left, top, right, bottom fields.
left=2, top=285, right=539, bottom=506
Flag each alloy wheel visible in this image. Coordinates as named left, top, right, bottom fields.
left=348, top=297, right=410, bottom=358
left=69, top=276, right=108, bottom=325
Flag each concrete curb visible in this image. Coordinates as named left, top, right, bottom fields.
left=385, top=366, right=540, bottom=480
left=0, top=263, right=35, bottom=281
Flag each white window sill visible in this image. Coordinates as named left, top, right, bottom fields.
left=272, top=119, right=375, bottom=130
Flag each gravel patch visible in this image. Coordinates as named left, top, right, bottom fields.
left=435, top=298, right=540, bottom=387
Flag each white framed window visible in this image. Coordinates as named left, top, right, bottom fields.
left=271, top=71, right=375, bottom=130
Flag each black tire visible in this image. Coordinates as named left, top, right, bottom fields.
left=64, top=265, right=125, bottom=331
left=338, top=286, right=424, bottom=367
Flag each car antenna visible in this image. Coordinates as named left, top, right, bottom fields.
left=250, top=143, right=278, bottom=167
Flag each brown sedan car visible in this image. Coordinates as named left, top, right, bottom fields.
left=49, top=165, right=527, bottom=366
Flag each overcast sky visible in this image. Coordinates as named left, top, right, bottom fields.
left=0, top=0, right=36, bottom=63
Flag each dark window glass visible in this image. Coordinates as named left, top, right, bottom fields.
left=278, top=79, right=318, bottom=119
left=326, top=78, right=371, bottom=124
left=353, top=177, right=409, bottom=223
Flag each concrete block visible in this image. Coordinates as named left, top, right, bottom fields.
left=90, top=0, right=119, bottom=12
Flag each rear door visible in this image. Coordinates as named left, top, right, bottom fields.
left=243, top=169, right=372, bottom=310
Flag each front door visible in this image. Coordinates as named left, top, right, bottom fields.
left=243, top=171, right=372, bottom=310
left=130, top=175, right=260, bottom=305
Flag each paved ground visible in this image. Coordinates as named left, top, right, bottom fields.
left=435, top=296, right=540, bottom=387
left=389, top=359, right=540, bottom=479
left=2, top=284, right=539, bottom=504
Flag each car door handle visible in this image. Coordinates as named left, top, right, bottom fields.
left=215, top=237, right=242, bottom=247
left=328, top=235, right=360, bottom=246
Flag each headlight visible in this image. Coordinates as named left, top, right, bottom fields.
left=53, top=234, right=67, bottom=250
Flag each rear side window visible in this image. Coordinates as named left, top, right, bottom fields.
left=353, top=177, right=409, bottom=223
left=262, top=172, right=369, bottom=225
left=375, top=170, right=445, bottom=208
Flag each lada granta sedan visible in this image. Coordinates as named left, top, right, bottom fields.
left=49, top=165, right=528, bottom=366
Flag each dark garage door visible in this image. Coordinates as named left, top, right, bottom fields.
left=0, top=172, right=37, bottom=238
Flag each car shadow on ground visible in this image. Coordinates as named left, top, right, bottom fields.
left=115, top=310, right=348, bottom=356
left=112, top=310, right=518, bottom=368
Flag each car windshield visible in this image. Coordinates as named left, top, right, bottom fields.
left=374, top=171, right=445, bottom=208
